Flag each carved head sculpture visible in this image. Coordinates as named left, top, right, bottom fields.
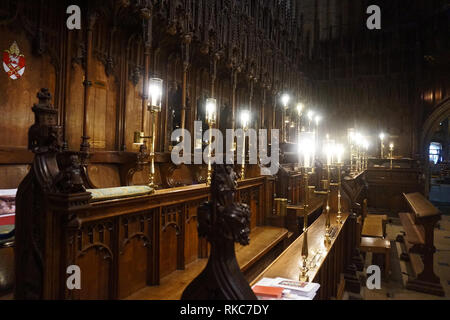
left=197, top=164, right=251, bottom=246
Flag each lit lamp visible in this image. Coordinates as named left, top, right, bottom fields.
left=134, top=77, right=163, bottom=190
left=281, top=94, right=290, bottom=143
left=354, top=132, right=363, bottom=172
left=323, top=139, right=335, bottom=245
left=347, top=128, right=355, bottom=173
left=307, top=110, right=314, bottom=132
left=389, top=142, right=394, bottom=169
left=240, top=110, right=250, bottom=180
left=379, top=133, right=385, bottom=159
left=298, top=132, right=315, bottom=281
left=334, top=144, right=344, bottom=224
left=363, top=139, right=369, bottom=170
left=314, top=115, right=321, bottom=145
left=148, top=78, right=162, bottom=189
left=205, top=98, right=217, bottom=185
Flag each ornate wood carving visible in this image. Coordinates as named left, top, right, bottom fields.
left=15, top=89, right=91, bottom=300
left=182, top=164, right=256, bottom=300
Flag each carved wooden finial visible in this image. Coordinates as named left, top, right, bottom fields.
left=182, top=164, right=256, bottom=300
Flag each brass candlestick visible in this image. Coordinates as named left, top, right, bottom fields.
left=206, top=120, right=214, bottom=185
left=240, top=111, right=250, bottom=181
left=389, top=143, right=394, bottom=170
left=241, top=127, right=247, bottom=180
left=149, top=108, right=157, bottom=189
left=336, top=162, right=343, bottom=224
left=299, top=168, right=310, bottom=282
left=205, top=98, right=217, bottom=185
left=324, top=164, right=332, bottom=245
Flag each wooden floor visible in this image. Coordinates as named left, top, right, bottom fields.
left=126, top=226, right=289, bottom=300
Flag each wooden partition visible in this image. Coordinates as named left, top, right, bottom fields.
left=252, top=213, right=351, bottom=300
left=366, top=161, right=424, bottom=216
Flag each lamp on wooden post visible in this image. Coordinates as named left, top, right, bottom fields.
left=389, top=142, right=394, bottom=169
left=240, top=110, right=250, bottom=180
left=379, top=132, right=385, bottom=159
left=281, top=94, right=290, bottom=143
left=298, top=132, right=315, bottom=281
left=206, top=98, right=217, bottom=185
left=134, top=77, right=162, bottom=191
left=334, top=144, right=344, bottom=224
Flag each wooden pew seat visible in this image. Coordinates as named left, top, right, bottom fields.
left=236, top=226, right=289, bottom=274
left=126, top=225, right=289, bottom=300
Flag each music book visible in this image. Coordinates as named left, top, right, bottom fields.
left=252, top=277, right=320, bottom=300
left=252, top=286, right=284, bottom=299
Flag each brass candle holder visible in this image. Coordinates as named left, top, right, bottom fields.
left=379, top=133, right=385, bottom=159
left=205, top=98, right=217, bottom=185
left=299, top=167, right=310, bottom=282
left=389, top=143, right=394, bottom=170
left=324, top=164, right=332, bottom=246
left=240, top=110, right=250, bottom=180
left=336, top=162, right=343, bottom=224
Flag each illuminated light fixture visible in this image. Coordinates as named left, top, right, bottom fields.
left=315, top=115, right=321, bottom=126
left=297, top=131, right=316, bottom=281
left=307, top=110, right=314, bottom=121
left=148, top=78, right=163, bottom=112
left=296, top=103, right=304, bottom=116
left=335, top=144, right=344, bottom=164
left=334, top=143, right=345, bottom=224
left=240, top=110, right=250, bottom=129
left=389, top=142, right=394, bottom=169
left=281, top=94, right=290, bottom=108
left=205, top=98, right=217, bottom=186
left=205, top=98, right=217, bottom=125
left=240, top=110, right=251, bottom=180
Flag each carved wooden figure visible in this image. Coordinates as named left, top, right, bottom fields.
left=182, top=164, right=257, bottom=300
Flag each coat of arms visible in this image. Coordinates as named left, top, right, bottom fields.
left=3, top=41, right=26, bottom=80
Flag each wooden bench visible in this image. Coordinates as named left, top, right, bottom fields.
left=398, top=192, right=444, bottom=296
left=126, top=225, right=289, bottom=300
left=360, top=237, right=391, bottom=278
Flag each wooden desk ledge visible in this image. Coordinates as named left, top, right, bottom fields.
left=398, top=212, right=425, bottom=245
left=251, top=212, right=350, bottom=287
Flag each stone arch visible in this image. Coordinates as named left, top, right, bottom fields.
left=420, top=97, right=450, bottom=155
left=420, top=97, right=450, bottom=195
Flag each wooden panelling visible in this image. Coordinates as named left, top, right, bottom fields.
left=159, top=205, right=182, bottom=278
left=0, top=165, right=29, bottom=189
left=118, top=213, right=153, bottom=299
left=0, top=28, right=56, bottom=148
left=366, top=167, right=423, bottom=215
left=87, top=164, right=121, bottom=188
left=184, top=201, right=203, bottom=265
left=66, top=63, right=85, bottom=150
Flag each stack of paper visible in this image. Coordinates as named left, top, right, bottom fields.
left=252, top=277, right=320, bottom=300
